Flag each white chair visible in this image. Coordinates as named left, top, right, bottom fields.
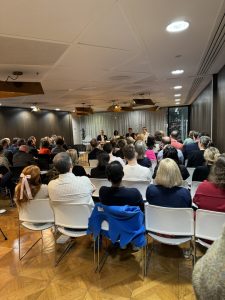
left=89, top=159, right=98, bottom=168
left=195, top=209, right=225, bottom=262
left=144, top=204, right=194, bottom=274
left=122, top=180, right=149, bottom=200
left=186, top=167, right=196, bottom=185
left=90, top=178, right=111, bottom=197
left=191, top=181, right=201, bottom=199
left=17, top=198, right=54, bottom=260
left=51, top=201, right=93, bottom=266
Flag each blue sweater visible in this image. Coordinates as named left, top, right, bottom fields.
left=87, top=203, right=146, bottom=248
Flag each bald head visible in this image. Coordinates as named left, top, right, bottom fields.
left=162, top=136, right=171, bottom=146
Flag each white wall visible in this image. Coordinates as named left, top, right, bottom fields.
left=71, top=115, right=82, bottom=144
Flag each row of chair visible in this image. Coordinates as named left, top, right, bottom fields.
left=17, top=198, right=225, bottom=276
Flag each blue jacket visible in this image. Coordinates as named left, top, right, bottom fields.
left=87, top=203, right=146, bottom=248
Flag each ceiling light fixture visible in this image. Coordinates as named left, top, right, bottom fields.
left=175, top=99, right=181, bottom=101
left=166, top=21, right=189, bottom=33
left=171, top=69, right=184, bottom=75
left=174, top=94, right=181, bottom=97
left=55, top=108, right=60, bottom=111
left=173, top=85, right=182, bottom=90
left=31, top=104, right=40, bottom=112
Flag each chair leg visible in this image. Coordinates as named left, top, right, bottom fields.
left=193, top=238, right=196, bottom=266
left=18, top=222, right=42, bottom=260
left=0, top=227, right=7, bottom=240
left=54, top=238, right=76, bottom=266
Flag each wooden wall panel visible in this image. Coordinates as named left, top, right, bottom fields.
left=0, top=107, right=73, bottom=145
left=190, top=82, right=212, bottom=136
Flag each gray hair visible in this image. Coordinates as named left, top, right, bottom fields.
left=200, top=136, right=212, bottom=149
left=53, top=152, right=72, bottom=174
left=135, top=141, right=146, bottom=159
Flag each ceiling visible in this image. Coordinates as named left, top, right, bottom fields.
left=0, top=0, right=224, bottom=112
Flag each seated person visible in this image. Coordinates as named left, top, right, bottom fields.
left=51, top=136, right=66, bottom=154
left=114, top=139, right=127, bottom=159
left=67, top=149, right=87, bottom=177
left=135, top=141, right=151, bottom=168
left=123, top=144, right=152, bottom=181
left=145, top=135, right=157, bottom=161
left=153, top=145, right=189, bottom=180
left=146, top=158, right=191, bottom=208
left=88, top=138, right=102, bottom=161
left=99, top=161, right=144, bottom=211
left=103, top=142, right=125, bottom=166
left=157, top=136, right=184, bottom=164
left=193, top=154, right=225, bottom=212
left=90, top=152, right=110, bottom=178
left=187, top=136, right=212, bottom=167
left=97, top=130, right=107, bottom=144
left=192, top=147, right=220, bottom=182
left=13, top=145, right=36, bottom=167
left=15, top=165, right=48, bottom=207
left=39, top=138, right=51, bottom=155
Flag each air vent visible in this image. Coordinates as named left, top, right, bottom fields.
left=133, top=98, right=155, bottom=106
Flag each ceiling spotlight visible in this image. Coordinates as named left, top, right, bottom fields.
left=0, top=103, right=2, bottom=106
left=31, top=105, right=40, bottom=112
left=175, top=99, right=181, bottom=101
left=166, top=21, right=189, bottom=33
left=55, top=108, right=60, bottom=111
left=171, top=69, right=184, bottom=75
left=174, top=94, right=181, bottom=97
left=173, top=85, right=182, bottom=90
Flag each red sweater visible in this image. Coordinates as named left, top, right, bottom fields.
left=193, top=180, right=225, bottom=212
left=39, top=148, right=51, bottom=155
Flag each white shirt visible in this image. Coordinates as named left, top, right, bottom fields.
left=123, top=163, right=152, bottom=181
left=48, top=172, right=94, bottom=206
left=109, top=153, right=125, bottom=166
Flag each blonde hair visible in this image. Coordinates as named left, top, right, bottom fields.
left=155, top=158, right=183, bottom=188
left=204, top=147, right=220, bottom=165
left=15, top=165, right=41, bottom=207
left=67, top=149, right=78, bottom=166
left=136, top=133, right=145, bottom=141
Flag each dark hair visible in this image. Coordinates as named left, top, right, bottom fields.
left=0, top=138, right=9, bottom=147
left=170, top=130, right=179, bottom=139
left=117, top=139, right=126, bottom=149
left=56, top=136, right=64, bottom=146
left=123, top=144, right=135, bottom=160
left=17, top=138, right=26, bottom=147
left=200, top=136, right=212, bottom=149
left=0, top=145, right=3, bottom=153
left=208, top=154, right=225, bottom=189
left=163, top=145, right=179, bottom=164
left=53, top=152, right=72, bottom=174
left=147, top=135, right=155, bottom=149
left=90, top=138, right=98, bottom=148
left=154, top=131, right=163, bottom=142
left=40, top=139, right=50, bottom=148
left=106, top=161, right=124, bottom=184
left=114, top=130, right=119, bottom=136
left=97, top=152, right=110, bottom=169
left=27, top=138, right=33, bottom=146
left=103, top=143, right=113, bottom=154
left=12, top=137, right=19, bottom=144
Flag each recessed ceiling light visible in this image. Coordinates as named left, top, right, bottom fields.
left=171, top=69, right=184, bottom=75
left=175, top=99, right=181, bottom=101
left=173, top=85, right=182, bottom=90
left=166, top=21, right=189, bottom=33
left=55, top=108, right=60, bottom=111
left=174, top=94, right=181, bottom=97
left=0, top=103, right=2, bottom=106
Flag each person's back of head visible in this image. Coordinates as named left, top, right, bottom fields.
left=67, top=149, right=78, bottom=166
left=19, top=145, right=29, bottom=153
left=199, top=136, right=212, bottom=149
left=90, top=138, right=98, bottom=148
left=123, top=144, right=136, bottom=161
left=97, top=152, right=110, bottom=169
left=135, top=141, right=146, bottom=159
left=117, top=139, right=126, bottom=149
left=0, top=138, right=10, bottom=148
left=154, top=131, right=163, bottom=142
left=204, top=147, right=220, bottom=165
left=162, top=136, right=171, bottom=146
left=208, top=154, right=225, bottom=189
left=170, top=130, right=179, bottom=139
left=17, top=138, right=26, bottom=147
left=146, top=135, right=155, bottom=149
left=53, top=152, right=72, bottom=174
left=155, top=158, right=183, bottom=188
left=106, top=161, right=124, bottom=185
left=40, top=138, right=50, bottom=149
left=56, top=136, right=64, bottom=146
left=103, top=142, right=113, bottom=154
left=163, top=145, right=179, bottom=164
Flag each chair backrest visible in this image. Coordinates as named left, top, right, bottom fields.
left=37, top=154, right=50, bottom=170
left=89, top=159, right=98, bottom=167
left=186, top=167, right=196, bottom=185
left=145, top=204, right=194, bottom=236
left=10, top=166, right=25, bottom=183
left=90, top=178, right=111, bottom=197
left=122, top=180, right=149, bottom=200
left=17, top=198, right=54, bottom=223
left=191, top=181, right=201, bottom=198
left=51, top=202, right=93, bottom=229
left=195, top=209, right=225, bottom=241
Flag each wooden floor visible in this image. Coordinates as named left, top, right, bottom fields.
left=0, top=199, right=200, bottom=300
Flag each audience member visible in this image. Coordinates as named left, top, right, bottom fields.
left=48, top=152, right=94, bottom=205
left=0, top=145, right=10, bottom=170
left=88, top=138, right=102, bottom=161
left=39, top=139, right=51, bottom=155
left=90, top=152, right=110, bottom=178
left=192, top=147, right=220, bottom=182
left=170, top=130, right=183, bottom=150
left=103, top=143, right=125, bottom=166
left=113, top=130, right=120, bottom=139
left=157, top=136, right=184, bottom=164
left=135, top=140, right=151, bottom=168
left=123, top=144, right=152, bottom=181
left=193, top=154, right=225, bottom=212
left=182, top=131, right=201, bottom=160
left=99, top=161, right=144, bottom=210
left=154, top=130, right=164, bottom=152
left=145, top=135, right=157, bottom=161
left=15, top=165, right=48, bottom=207
left=125, top=127, right=135, bottom=139
left=13, top=145, right=36, bottom=167
left=51, top=136, right=66, bottom=154
left=146, top=158, right=191, bottom=208
left=192, top=225, right=225, bottom=300
left=97, top=130, right=107, bottom=143
left=183, top=130, right=197, bottom=145
left=114, top=139, right=127, bottom=159
left=67, top=149, right=87, bottom=177
left=142, top=127, right=149, bottom=143
left=187, top=136, right=212, bottom=167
